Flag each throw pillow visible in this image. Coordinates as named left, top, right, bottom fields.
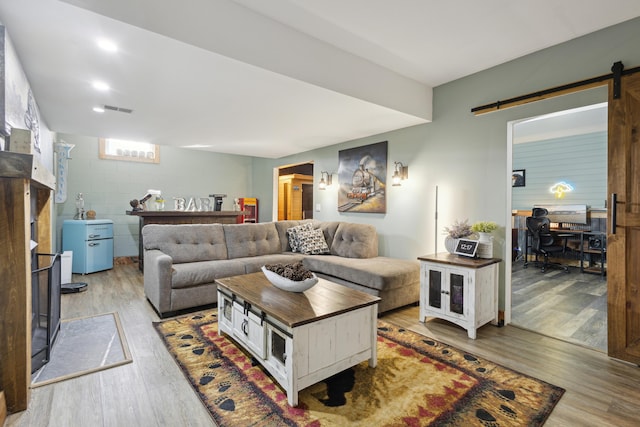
left=296, top=228, right=330, bottom=255
left=286, top=223, right=313, bottom=252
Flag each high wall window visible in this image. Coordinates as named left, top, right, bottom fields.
left=98, top=138, right=160, bottom=163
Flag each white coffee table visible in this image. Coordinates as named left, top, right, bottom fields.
left=216, top=271, right=380, bottom=406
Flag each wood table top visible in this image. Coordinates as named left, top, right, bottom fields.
left=417, top=253, right=501, bottom=269
left=127, top=210, right=244, bottom=217
left=215, top=272, right=380, bottom=328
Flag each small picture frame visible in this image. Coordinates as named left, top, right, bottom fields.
left=454, top=239, right=479, bottom=257
left=512, top=169, right=526, bottom=187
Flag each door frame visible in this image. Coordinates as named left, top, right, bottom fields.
left=505, top=102, right=608, bottom=327
left=271, top=161, right=315, bottom=221
left=271, top=167, right=279, bottom=221
left=504, top=121, right=515, bottom=325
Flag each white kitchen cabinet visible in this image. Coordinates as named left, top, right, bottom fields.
left=418, top=253, right=500, bottom=339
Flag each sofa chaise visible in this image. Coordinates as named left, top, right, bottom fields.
left=142, top=220, right=419, bottom=318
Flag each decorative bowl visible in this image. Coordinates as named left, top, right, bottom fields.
left=261, top=266, right=318, bottom=293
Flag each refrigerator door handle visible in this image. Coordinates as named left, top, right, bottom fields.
left=88, top=242, right=100, bottom=247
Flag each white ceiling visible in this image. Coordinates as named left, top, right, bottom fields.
left=514, top=103, right=608, bottom=144
left=0, top=1, right=638, bottom=158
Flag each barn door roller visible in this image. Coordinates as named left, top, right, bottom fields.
left=612, top=61, right=624, bottom=99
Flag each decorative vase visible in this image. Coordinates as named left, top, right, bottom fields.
left=477, top=232, right=493, bottom=259
left=154, top=197, right=165, bottom=211
left=444, top=236, right=458, bottom=254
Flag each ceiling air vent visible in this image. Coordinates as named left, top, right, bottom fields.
left=103, top=105, right=133, bottom=114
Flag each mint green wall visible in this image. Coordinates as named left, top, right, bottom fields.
left=252, top=17, right=640, bottom=309
left=512, top=131, right=607, bottom=210
left=55, top=133, right=254, bottom=257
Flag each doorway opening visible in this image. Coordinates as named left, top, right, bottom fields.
left=277, top=162, right=314, bottom=221
left=508, top=102, right=608, bottom=352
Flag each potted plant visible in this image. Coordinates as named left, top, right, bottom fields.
left=443, top=219, right=473, bottom=253
left=471, top=221, right=498, bottom=258
left=471, top=221, right=498, bottom=234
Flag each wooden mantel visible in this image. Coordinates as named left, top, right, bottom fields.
left=0, top=151, right=55, bottom=414
left=0, top=151, right=56, bottom=189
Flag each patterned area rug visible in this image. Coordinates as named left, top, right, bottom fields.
left=154, top=311, right=564, bottom=426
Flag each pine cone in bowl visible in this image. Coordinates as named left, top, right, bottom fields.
left=262, top=262, right=317, bottom=292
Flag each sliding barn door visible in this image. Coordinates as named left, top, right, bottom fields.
left=608, top=72, right=640, bottom=364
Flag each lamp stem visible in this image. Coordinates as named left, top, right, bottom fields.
left=435, top=185, right=438, bottom=255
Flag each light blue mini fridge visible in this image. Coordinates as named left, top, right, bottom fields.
left=62, top=219, right=114, bottom=274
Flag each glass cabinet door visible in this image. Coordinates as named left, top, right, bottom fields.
left=265, top=325, right=290, bottom=383
left=428, top=269, right=442, bottom=309
left=449, top=272, right=465, bottom=315
left=270, top=329, right=286, bottom=364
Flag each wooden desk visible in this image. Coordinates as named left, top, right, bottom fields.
left=128, top=210, right=245, bottom=271
left=523, top=228, right=587, bottom=267
left=512, top=209, right=606, bottom=260
left=580, top=232, right=607, bottom=277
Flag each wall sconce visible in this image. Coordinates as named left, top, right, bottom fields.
left=392, top=162, right=408, bottom=186
left=318, top=171, right=333, bottom=190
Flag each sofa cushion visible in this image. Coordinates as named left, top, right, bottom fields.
left=171, top=259, right=247, bottom=289
left=296, top=228, right=330, bottom=255
left=330, top=223, right=378, bottom=258
left=142, top=224, right=228, bottom=263
left=223, top=222, right=281, bottom=259
left=303, top=255, right=419, bottom=292
left=286, top=222, right=314, bottom=252
left=274, top=220, right=306, bottom=251
left=315, top=221, right=341, bottom=249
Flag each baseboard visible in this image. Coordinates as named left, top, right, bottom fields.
left=0, top=390, right=7, bottom=427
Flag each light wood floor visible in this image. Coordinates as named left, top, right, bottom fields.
left=6, top=263, right=640, bottom=427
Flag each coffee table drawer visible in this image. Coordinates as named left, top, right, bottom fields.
left=232, top=304, right=266, bottom=358
left=219, top=294, right=233, bottom=331
left=264, top=325, right=291, bottom=385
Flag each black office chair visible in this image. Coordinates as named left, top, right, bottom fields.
left=525, top=208, right=569, bottom=273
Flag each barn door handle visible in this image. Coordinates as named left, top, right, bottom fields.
left=611, top=193, right=617, bottom=235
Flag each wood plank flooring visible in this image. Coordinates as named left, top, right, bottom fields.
left=6, top=263, right=640, bottom=427
left=511, top=262, right=607, bottom=352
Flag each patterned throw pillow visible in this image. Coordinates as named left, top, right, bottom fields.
left=286, top=223, right=313, bottom=252
left=296, top=228, right=330, bottom=255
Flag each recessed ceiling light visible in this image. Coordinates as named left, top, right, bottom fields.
left=92, top=80, right=110, bottom=91
left=93, top=106, right=105, bottom=113
left=97, top=38, right=118, bottom=53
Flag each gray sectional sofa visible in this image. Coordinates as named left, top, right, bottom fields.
left=142, top=220, right=419, bottom=318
